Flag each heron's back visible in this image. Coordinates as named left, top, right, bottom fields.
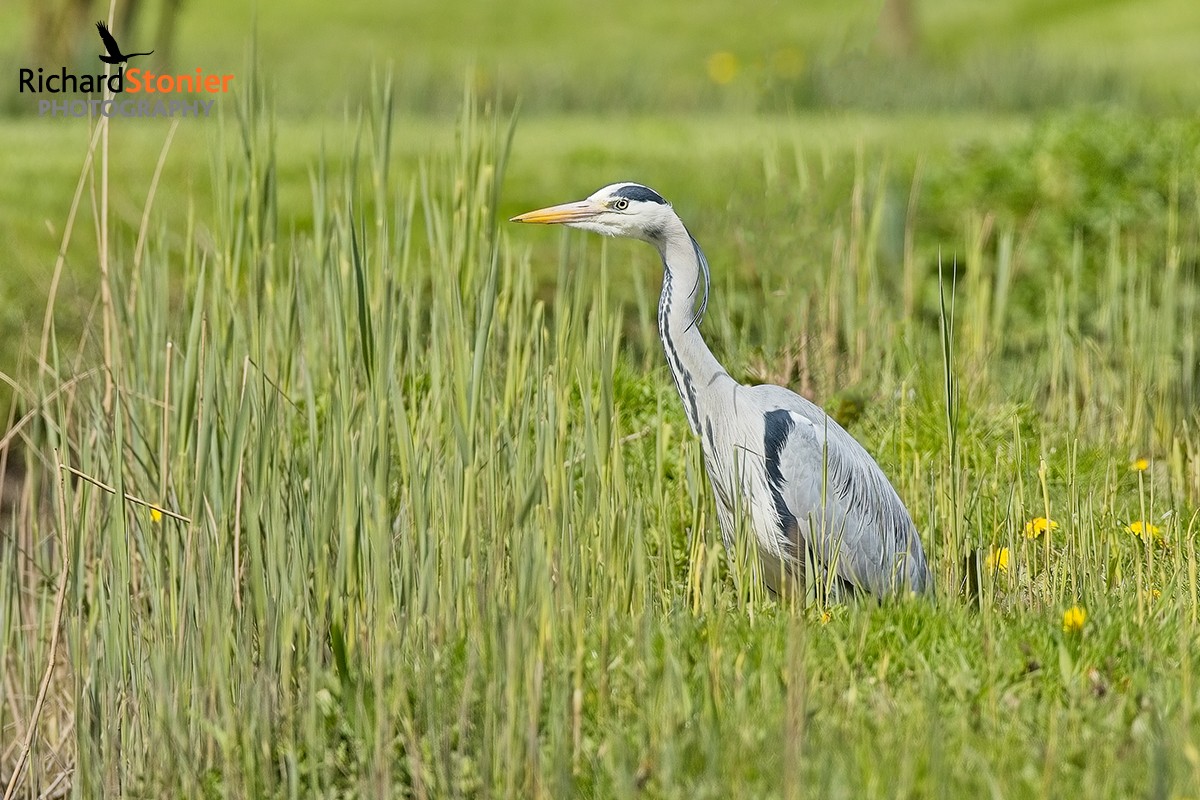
left=743, top=385, right=933, bottom=596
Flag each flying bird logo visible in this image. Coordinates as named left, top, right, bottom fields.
left=95, top=21, right=154, bottom=65
left=18, top=19, right=232, bottom=118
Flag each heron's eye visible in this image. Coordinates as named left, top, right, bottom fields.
left=612, top=198, right=629, bottom=211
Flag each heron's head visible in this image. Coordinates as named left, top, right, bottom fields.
left=510, top=182, right=676, bottom=243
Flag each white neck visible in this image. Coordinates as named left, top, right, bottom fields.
left=655, top=216, right=729, bottom=435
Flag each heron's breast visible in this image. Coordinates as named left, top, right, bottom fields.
left=710, top=422, right=791, bottom=558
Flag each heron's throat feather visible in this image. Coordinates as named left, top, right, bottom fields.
left=656, top=229, right=725, bottom=438
left=658, top=271, right=701, bottom=434
left=656, top=231, right=712, bottom=334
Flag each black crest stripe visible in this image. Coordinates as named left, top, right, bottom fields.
left=613, top=184, right=667, bottom=205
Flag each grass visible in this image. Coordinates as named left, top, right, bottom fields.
left=1, top=77, right=1199, bottom=796
left=0, top=107, right=1036, bottom=418
left=5, top=0, right=1197, bottom=113
left=3, top=1, right=1200, bottom=795
left=2, top=0, right=1197, bottom=407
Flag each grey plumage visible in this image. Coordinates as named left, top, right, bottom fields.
left=512, top=182, right=933, bottom=599
left=751, top=385, right=931, bottom=596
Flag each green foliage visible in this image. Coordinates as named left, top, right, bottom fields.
left=6, top=0, right=1196, bottom=115
left=4, top=3, right=1200, bottom=796
left=4, top=67, right=1200, bottom=800
left=926, top=112, right=1200, bottom=276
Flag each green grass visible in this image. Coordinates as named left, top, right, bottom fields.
left=2, top=0, right=1197, bottom=408
left=5, top=0, right=1197, bottom=113
left=3, top=1, right=1200, bottom=796
left=0, top=108, right=1035, bottom=417
left=2, top=84, right=1199, bottom=796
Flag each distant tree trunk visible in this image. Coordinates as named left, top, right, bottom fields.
left=29, top=0, right=90, bottom=66
left=153, top=0, right=186, bottom=70
left=28, top=0, right=183, bottom=69
left=878, top=0, right=919, bottom=58
left=117, top=0, right=143, bottom=45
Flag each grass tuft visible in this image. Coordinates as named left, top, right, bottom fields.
left=2, top=80, right=1200, bottom=797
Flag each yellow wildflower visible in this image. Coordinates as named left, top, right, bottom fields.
left=1062, top=605, right=1086, bottom=634
left=1023, top=517, right=1059, bottom=539
left=985, top=546, right=1010, bottom=575
left=820, top=611, right=832, bottom=625
left=706, top=52, right=740, bottom=86
left=1130, top=457, right=1149, bottom=472
left=150, top=507, right=163, bottom=523
left=1127, top=520, right=1161, bottom=541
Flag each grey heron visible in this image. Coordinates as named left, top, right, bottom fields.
left=512, top=183, right=933, bottom=599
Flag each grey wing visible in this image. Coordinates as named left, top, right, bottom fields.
left=756, top=387, right=932, bottom=596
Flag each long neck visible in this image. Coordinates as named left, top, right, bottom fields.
left=655, top=218, right=728, bottom=435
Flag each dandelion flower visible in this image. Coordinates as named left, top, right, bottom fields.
left=985, top=546, right=1010, bottom=575
left=1127, top=520, right=1161, bottom=541
left=820, top=611, right=832, bottom=625
left=706, top=51, right=740, bottom=86
left=150, top=507, right=163, bottom=523
left=1062, top=605, right=1086, bottom=634
left=1023, top=517, right=1059, bottom=539
left=1130, top=457, right=1149, bottom=472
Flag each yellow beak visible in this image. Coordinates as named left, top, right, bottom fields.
left=510, top=200, right=601, bottom=225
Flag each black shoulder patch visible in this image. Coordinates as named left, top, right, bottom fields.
left=763, top=409, right=799, bottom=543
left=763, top=410, right=794, bottom=489
left=613, top=184, right=667, bottom=205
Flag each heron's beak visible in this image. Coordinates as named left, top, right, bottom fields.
left=510, top=200, right=601, bottom=225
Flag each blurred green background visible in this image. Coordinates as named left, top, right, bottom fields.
left=0, top=0, right=1197, bottom=402
left=0, top=0, right=1196, bottom=368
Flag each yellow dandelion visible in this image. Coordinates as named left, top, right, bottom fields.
left=820, top=611, right=832, bottom=625
left=985, top=546, right=1010, bottom=575
left=1062, top=605, right=1086, bottom=634
left=1130, top=457, right=1149, bottom=472
left=1023, top=517, right=1059, bottom=539
left=706, top=51, right=740, bottom=86
left=150, top=507, right=163, bottom=523
left=1141, top=588, right=1162, bottom=604
left=1127, top=520, right=1161, bottom=540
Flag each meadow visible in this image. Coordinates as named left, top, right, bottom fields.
left=3, top=1, right=1200, bottom=797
